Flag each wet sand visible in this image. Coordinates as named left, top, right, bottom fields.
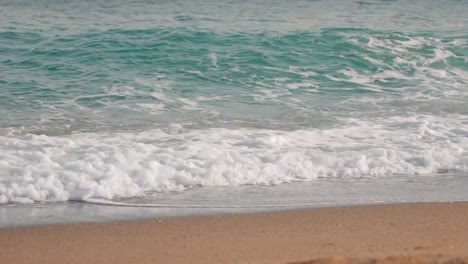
left=1, top=202, right=467, bottom=264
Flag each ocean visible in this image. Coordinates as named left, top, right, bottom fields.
left=1, top=0, right=467, bottom=219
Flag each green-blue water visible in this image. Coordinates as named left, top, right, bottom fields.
left=0, top=0, right=467, bottom=204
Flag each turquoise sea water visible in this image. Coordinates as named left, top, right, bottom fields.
left=0, top=0, right=467, bottom=205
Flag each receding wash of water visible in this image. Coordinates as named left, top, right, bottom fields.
left=0, top=0, right=467, bottom=212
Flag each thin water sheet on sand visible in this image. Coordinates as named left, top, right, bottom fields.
left=1, top=202, right=467, bottom=264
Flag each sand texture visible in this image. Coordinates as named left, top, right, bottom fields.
left=1, top=202, right=467, bottom=264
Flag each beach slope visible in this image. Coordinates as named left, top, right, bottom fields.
left=1, top=202, right=467, bottom=264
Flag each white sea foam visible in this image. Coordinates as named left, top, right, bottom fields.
left=1, top=115, right=468, bottom=204
left=325, top=34, right=468, bottom=106
left=286, top=81, right=318, bottom=90
left=208, top=53, right=218, bottom=68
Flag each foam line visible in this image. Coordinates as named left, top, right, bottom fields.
left=1, top=115, right=468, bottom=204
left=84, top=198, right=374, bottom=208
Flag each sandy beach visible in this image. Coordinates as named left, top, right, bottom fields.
left=1, top=202, right=467, bottom=264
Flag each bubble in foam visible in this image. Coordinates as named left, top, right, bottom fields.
left=1, top=115, right=468, bottom=204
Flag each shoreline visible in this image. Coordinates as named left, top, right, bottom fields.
left=1, top=202, right=468, bottom=263
left=2, top=199, right=466, bottom=229
left=3, top=172, right=468, bottom=229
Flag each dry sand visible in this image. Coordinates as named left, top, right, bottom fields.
left=1, top=202, right=467, bottom=264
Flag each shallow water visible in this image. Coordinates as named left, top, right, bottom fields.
left=1, top=0, right=467, bottom=206
left=2, top=173, right=467, bottom=228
